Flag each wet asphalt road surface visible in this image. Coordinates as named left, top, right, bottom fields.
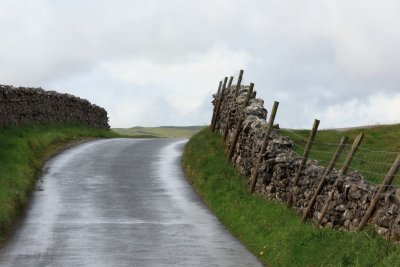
left=0, top=138, right=262, bottom=267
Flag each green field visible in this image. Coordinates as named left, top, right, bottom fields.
left=0, top=123, right=121, bottom=243
left=281, top=124, right=400, bottom=185
left=183, top=128, right=400, bottom=266
left=112, top=126, right=204, bottom=138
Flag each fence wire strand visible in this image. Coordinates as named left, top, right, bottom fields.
left=282, top=129, right=400, bottom=188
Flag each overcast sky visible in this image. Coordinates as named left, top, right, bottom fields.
left=1, top=0, right=399, bottom=128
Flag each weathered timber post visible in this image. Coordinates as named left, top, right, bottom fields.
left=227, top=83, right=254, bottom=162
left=301, top=136, right=348, bottom=222
left=210, top=81, right=222, bottom=129
left=227, top=76, right=234, bottom=89
left=317, top=133, right=364, bottom=225
left=234, top=70, right=244, bottom=97
left=221, top=118, right=231, bottom=145
left=358, top=154, right=400, bottom=231
left=221, top=76, right=236, bottom=144
left=211, top=77, right=228, bottom=133
left=249, top=101, right=279, bottom=193
left=287, top=119, right=320, bottom=207
left=339, top=133, right=365, bottom=175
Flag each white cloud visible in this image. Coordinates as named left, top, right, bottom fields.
left=318, top=93, right=400, bottom=128
left=102, top=46, right=251, bottom=112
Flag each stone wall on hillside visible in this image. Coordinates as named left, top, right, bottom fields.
left=212, top=85, right=400, bottom=240
left=0, top=85, right=109, bottom=129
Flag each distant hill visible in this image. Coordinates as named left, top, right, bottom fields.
left=112, top=126, right=204, bottom=138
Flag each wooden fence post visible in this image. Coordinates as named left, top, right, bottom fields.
left=221, top=76, right=236, bottom=144
left=227, top=83, right=254, bottom=162
left=227, top=76, right=234, bottom=89
left=234, top=70, right=244, bottom=97
left=210, top=81, right=222, bottom=129
left=211, top=77, right=228, bottom=133
left=358, top=154, right=400, bottom=230
left=317, top=133, right=364, bottom=225
left=287, top=119, right=320, bottom=207
left=249, top=101, right=279, bottom=193
left=222, top=73, right=243, bottom=143
left=339, top=133, right=365, bottom=175
left=301, top=136, right=348, bottom=222
left=221, top=119, right=231, bottom=145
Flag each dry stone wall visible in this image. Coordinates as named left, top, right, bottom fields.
left=0, top=85, right=109, bottom=129
left=212, top=84, right=400, bottom=240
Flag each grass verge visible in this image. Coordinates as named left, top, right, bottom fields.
left=183, top=128, right=400, bottom=266
left=0, top=123, right=122, bottom=243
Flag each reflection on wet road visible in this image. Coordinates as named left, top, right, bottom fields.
left=0, top=139, right=262, bottom=266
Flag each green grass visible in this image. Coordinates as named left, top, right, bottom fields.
left=183, top=128, right=400, bottom=267
left=112, top=126, right=204, bottom=138
left=281, top=124, right=400, bottom=185
left=0, top=123, right=122, bottom=243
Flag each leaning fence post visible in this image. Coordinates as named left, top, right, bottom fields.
left=301, top=136, right=348, bottom=222
left=339, top=133, right=365, bottom=175
left=227, top=76, right=234, bottom=89
left=317, top=133, right=364, bottom=225
left=221, top=119, right=231, bottom=145
left=227, top=83, right=254, bottom=162
left=210, top=81, right=222, bottom=129
left=234, top=70, right=244, bottom=97
left=249, top=101, right=279, bottom=193
left=287, top=119, right=320, bottom=207
left=222, top=73, right=244, bottom=143
left=358, top=154, right=400, bottom=230
left=221, top=76, right=236, bottom=144
left=211, top=77, right=228, bottom=133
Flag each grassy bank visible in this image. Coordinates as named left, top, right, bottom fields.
left=0, top=123, right=121, bottom=243
left=183, top=128, right=400, bottom=266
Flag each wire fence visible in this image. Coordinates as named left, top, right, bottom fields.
left=281, top=129, right=400, bottom=186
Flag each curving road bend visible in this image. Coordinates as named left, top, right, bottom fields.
left=0, top=138, right=262, bottom=267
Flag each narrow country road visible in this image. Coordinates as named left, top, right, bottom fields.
left=0, top=139, right=262, bottom=267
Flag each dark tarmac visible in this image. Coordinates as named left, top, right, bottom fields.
left=0, top=138, right=262, bottom=266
